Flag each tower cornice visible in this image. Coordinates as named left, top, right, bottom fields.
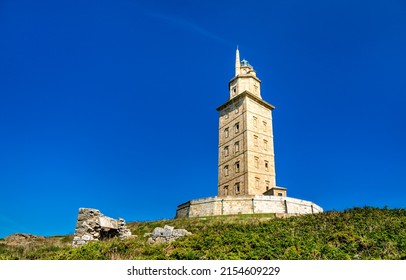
left=216, top=90, right=275, bottom=112
left=228, top=74, right=261, bottom=86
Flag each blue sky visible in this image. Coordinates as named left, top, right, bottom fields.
left=0, top=0, right=405, bottom=238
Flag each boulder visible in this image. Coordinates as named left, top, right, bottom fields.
left=147, top=225, right=191, bottom=245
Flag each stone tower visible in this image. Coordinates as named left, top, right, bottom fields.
left=175, top=48, right=322, bottom=218
left=216, top=48, right=287, bottom=197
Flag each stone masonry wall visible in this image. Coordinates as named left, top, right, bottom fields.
left=72, top=208, right=132, bottom=247
left=175, top=195, right=323, bottom=218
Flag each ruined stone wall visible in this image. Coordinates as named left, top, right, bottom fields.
left=72, top=208, right=132, bottom=247
left=175, top=195, right=323, bottom=218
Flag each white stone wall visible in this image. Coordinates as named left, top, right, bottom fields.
left=175, top=195, right=323, bottom=218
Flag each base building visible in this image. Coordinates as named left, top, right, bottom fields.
left=176, top=49, right=322, bottom=218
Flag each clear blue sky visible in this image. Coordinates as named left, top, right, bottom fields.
left=0, top=0, right=405, bottom=238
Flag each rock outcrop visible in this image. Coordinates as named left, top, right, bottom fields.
left=72, top=208, right=132, bottom=247
left=3, top=233, right=46, bottom=246
left=145, top=225, right=191, bottom=244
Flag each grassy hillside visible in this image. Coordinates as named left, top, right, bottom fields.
left=1, top=207, right=405, bottom=260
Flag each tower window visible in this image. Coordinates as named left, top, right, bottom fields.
left=254, top=135, right=258, bottom=146
left=235, top=123, right=240, bottom=133
left=265, top=161, right=269, bottom=171
left=224, top=128, right=229, bottom=138
left=265, top=180, right=270, bottom=191
left=264, top=139, right=268, bottom=150
left=234, top=141, right=240, bottom=153
left=235, top=161, right=240, bottom=173
left=224, top=185, right=229, bottom=196
left=224, top=146, right=229, bottom=157
left=253, top=116, right=257, bottom=127
left=255, top=157, right=259, bottom=168
left=263, top=121, right=267, bottom=131
left=224, top=165, right=229, bottom=176
left=255, top=177, right=260, bottom=188
left=235, top=182, right=240, bottom=194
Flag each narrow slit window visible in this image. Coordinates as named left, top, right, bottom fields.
left=235, top=161, right=240, bottom=173
left=235, top=182, right=240, bottom=194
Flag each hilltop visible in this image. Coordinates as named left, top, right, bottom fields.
left=1, top=207, right=405, bottom=260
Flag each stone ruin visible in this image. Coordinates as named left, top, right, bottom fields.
left=72, top=208, right=132, bottom=247
left=145, top=225, right=192, bottom=245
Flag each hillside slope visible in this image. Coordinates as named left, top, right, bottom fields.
left=1, top=207, right=405, bottom=260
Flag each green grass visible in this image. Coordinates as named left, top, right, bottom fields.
left=1, top=207, right=405, bottom=260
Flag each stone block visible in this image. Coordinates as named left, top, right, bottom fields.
left=147, top=226, right=191, bottom=245
left=152, top=227, right=164, bottom=237
left=99, top=217, right=118, bottom=229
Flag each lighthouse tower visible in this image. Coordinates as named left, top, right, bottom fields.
left=216, top=48, right=286, bottom=197
left=174, top=48, right=323, bottom=219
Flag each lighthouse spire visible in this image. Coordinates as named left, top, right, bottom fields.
left=235, top=46, right=240, bottom=76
